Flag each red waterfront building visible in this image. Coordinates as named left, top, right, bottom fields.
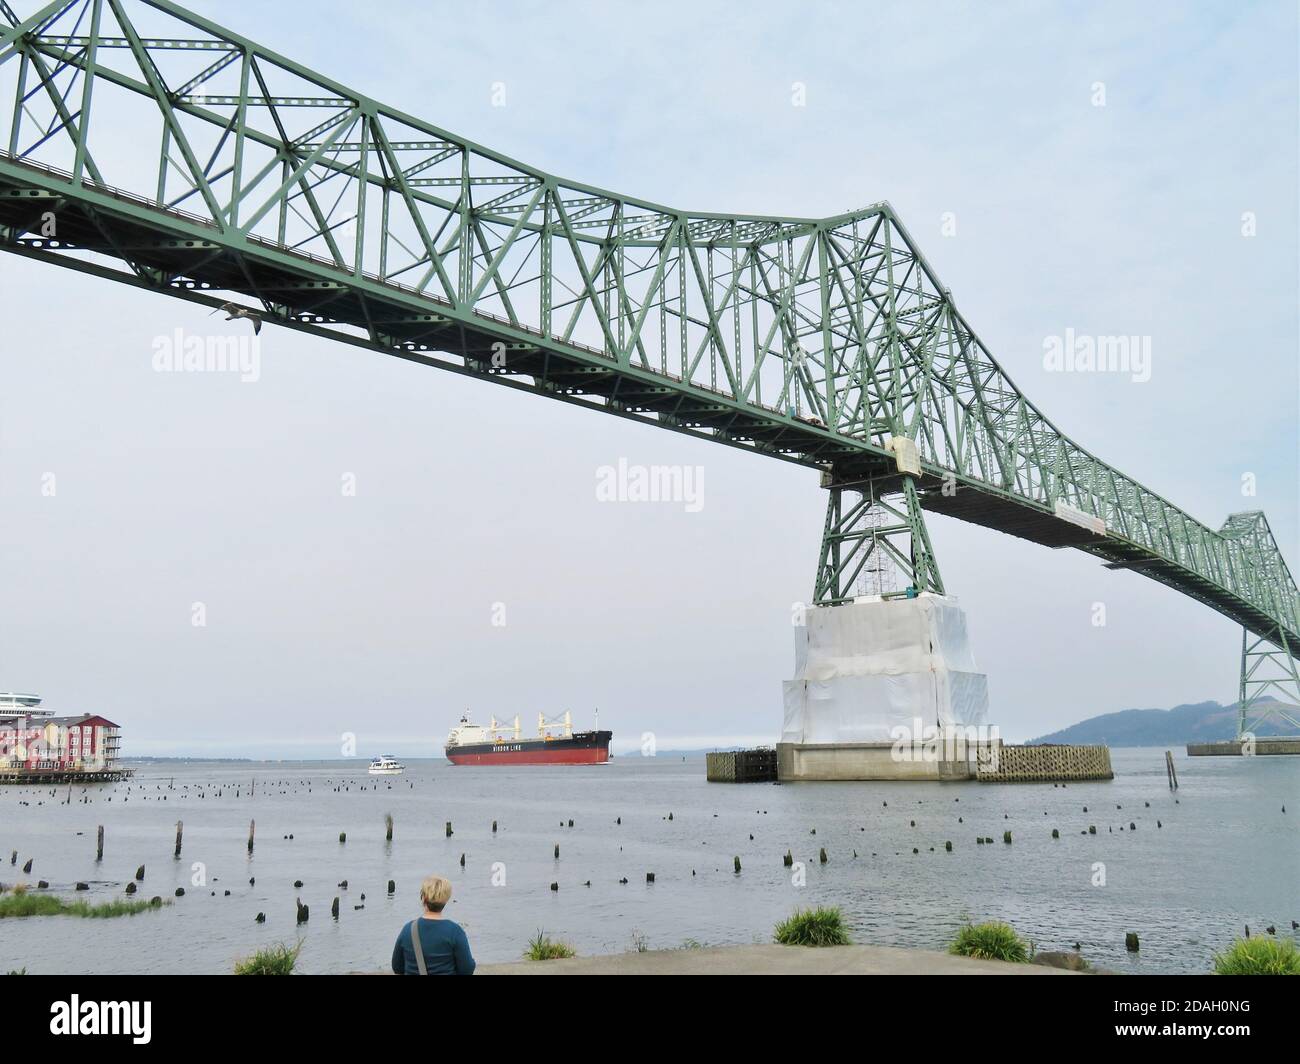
left=0, top=693, right=127, bottom=781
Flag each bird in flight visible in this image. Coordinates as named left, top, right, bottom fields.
left=211, top=302, right=263, bottom=334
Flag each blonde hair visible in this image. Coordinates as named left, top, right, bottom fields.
left=419, top=874, right=453, bottom=912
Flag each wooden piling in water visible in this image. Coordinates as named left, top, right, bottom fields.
left=174, top=820, right=183, bottom=858
left=1165, top=750, right=1179, bottom=790
left=96, top=825, right=103, bottom=862
left=247, top=819, right=255, bottom=854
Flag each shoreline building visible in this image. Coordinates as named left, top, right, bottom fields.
left=0, top=693, right=128, bottom=782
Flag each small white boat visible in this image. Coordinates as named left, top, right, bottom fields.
left=368, top=755, right=405, bottom=775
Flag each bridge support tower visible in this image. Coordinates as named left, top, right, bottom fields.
left=813, top=475, right=944, bottom=604
left=1238, top=626, right=1300, bottom=739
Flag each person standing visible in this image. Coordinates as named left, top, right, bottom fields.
left=391, top=874, right=476, bottom=975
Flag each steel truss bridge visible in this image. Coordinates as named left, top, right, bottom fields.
left=1, top=0, right=1297, bottom=737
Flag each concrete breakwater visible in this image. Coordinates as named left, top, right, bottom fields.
left=977, top=744, right=1114, bottom=784
left=705, top=749, right=777, bottom=783
left=1187, top=738, right=1300, bottom=757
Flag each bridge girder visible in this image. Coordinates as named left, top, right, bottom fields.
left=0, top=0, right=1295, bottom=685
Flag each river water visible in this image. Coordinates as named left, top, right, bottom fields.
left=0, top=748, right=1295, bottom=974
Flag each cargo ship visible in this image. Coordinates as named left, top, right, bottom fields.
left=444, top=712, right=611, bottom=766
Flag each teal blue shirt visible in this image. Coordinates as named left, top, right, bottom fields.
left=392, top=917, right=476, bottom=975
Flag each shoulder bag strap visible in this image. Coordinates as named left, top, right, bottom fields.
left=410, top=920, right=428, bottom=976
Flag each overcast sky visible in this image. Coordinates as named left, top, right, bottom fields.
left=1, top=0, right=1296, bottom=756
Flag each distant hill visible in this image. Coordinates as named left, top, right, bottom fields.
left=1028, top=698, right=1298, bottom=746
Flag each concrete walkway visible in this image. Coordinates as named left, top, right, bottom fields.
left=478, top=943, right=1077, bottom=976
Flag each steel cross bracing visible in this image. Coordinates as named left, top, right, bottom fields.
left=1, top=0, right=1297, bottom=727
left=815, top=478, right=944, bottom=605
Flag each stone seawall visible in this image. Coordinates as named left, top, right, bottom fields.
left=976, top=743, right=1113, bottom=783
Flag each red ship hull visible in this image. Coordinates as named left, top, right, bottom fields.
left=445, top=730, right=611, bottom=766
left=445, top=746, right=609, bottom=766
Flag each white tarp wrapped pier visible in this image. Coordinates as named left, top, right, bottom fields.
left=781, top=594, right=989, bottom=745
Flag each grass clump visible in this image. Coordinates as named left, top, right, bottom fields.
left=1212, top=937, right=1300, bottom=975
left=523, top=930, right=576, bottom=961
left=948, top=921, right=1030, bottom=963
left=774, top=906, right=852, bottom=947
left=0, top=894, right=164, bottom=919
left=234, top=941, right=302, bottom=975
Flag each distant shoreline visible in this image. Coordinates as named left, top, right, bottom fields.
left=125, top=756, right=255, bottom=764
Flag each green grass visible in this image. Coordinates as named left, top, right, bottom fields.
left=523, top=930, right=576, bottom=961
left=1212, top=936, right=1300, bottom=975
left=774, top=906, right=852, bottom=947
left=0, top=894, right=164, bottom=920
left=234, top=941, right=302, bottom=975
left=948, top=921, right=1030, bottom=963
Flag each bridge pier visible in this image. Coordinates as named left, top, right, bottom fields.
left=1237, top=625, right=1300, bottom=738
left=780, top=464, right=993, bottom=781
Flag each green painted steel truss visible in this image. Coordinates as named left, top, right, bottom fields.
left=0, top=0, right=1296, bottom=732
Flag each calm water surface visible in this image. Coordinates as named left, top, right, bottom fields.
left=1, top=748, right=1295, bottom=974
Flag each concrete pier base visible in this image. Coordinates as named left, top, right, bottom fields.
left=776, top=741, right=979, bottom=781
